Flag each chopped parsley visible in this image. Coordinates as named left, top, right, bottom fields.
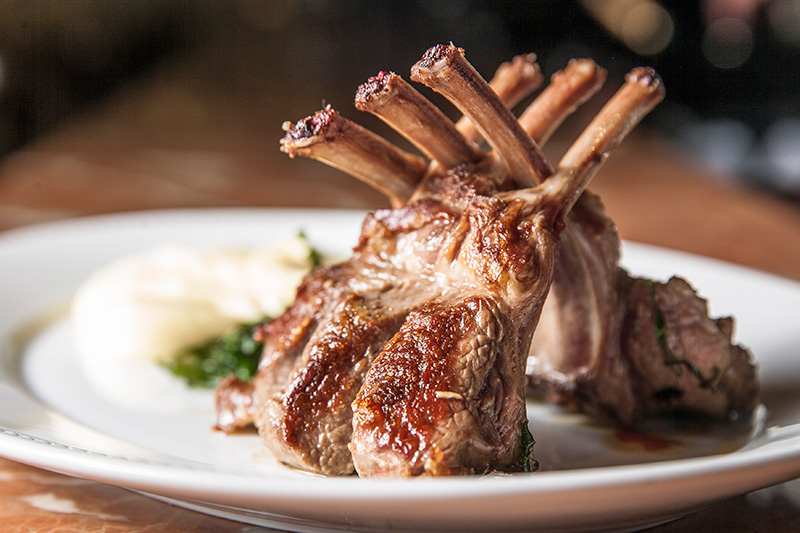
left=520, top=420, right=537, bottom=473
left=162, top=320, right=268, bottom=388
left=299, top=230, right=323, bottom=268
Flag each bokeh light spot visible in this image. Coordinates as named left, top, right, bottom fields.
left=702, top=17, right=754, bottom=68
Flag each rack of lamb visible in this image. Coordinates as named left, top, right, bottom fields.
left=215, top=43, right=757, bottom=477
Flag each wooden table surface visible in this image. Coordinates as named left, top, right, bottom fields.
left=1, top=41, right=799, bottom=532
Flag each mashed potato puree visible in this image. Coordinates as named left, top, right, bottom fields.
left=71, top=235, right=316, bottom=412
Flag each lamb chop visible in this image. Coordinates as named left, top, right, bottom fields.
left=527, top=204, right=759, bottom=425
left=215, top=43, right=664, bottom=476
left=395, top=48, right=757, bottom=426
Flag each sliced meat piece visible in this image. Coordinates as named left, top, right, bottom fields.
left=615, top=275, right=759, bottom=422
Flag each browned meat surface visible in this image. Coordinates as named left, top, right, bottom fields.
left=217, top=261, right=427, bottom=473
left=216, top=43, right=665, bottom=476
left=526, top=186, right=759, bottom=425
left=620, top=276, right=759, bottom=420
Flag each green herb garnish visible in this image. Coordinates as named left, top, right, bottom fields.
left=162, top=320, right=268, bottom=388
left=520, top=420, right=537, bottom=473
left=298, top=230, right=323, bottom=268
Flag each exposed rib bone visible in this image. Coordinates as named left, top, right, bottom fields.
left=411, top=43, right=552, bottom=187
left=456, top=53, right=543, bottom=144
left=280, top=106, right=427, bottom=207
left=518, top=59, right=607, bottom=146
left=355, top=71, right=483, bottom=169
left=507, top=67, right=665, bottom=222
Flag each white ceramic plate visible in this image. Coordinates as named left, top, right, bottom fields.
left=1, top=208, right=799, bottom=533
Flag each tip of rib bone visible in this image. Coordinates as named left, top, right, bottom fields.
left=559, top=58, right=606, bottom=85
left=498, top=53, right=543, bottom=92
left=489, top=53, right=544, bottom=107
left=280, top=106, right=338, bottom=155
left=616, top=67, right=666, bottom=122
left=419, top=42, right=461, bottom=63
left=355, top=71, right=396, bottom=107
left=626, top=67, right=664, bottom=90
left=515, top=53, right=539, bottom=71
left=411, top=43, right=462, bottom=79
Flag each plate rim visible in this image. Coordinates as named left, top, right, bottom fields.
left=2, top=207, right=800, bottom=530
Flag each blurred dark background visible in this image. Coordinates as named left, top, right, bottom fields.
left=0, top=0, right=798, bottom=199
